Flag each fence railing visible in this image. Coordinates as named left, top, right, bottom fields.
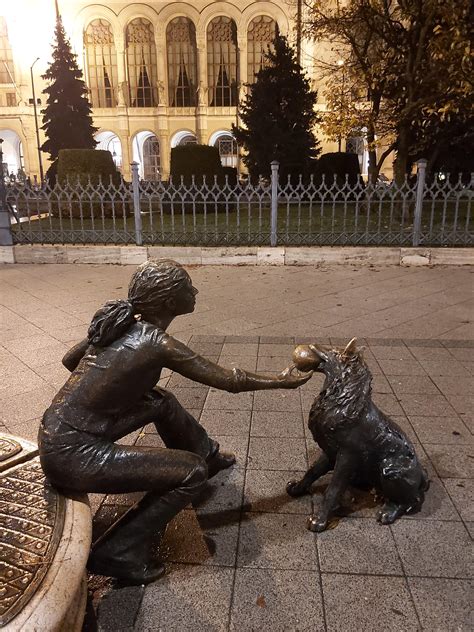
left=1, top=160, right=472, bottom=248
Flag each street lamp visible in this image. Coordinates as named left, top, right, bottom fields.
left=336, top=59, right=345, bottom=152
left=30, top=57, right=44, bottom=184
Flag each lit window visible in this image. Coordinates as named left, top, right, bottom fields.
left=166, top=17, right=197, bottom=107
left=84, top=19, right=118, bottom=108
left=178, top=134, right=197, bottom=146
left=0, top=17, right=14, bottom=83
left=215, top=134, right=238, bottom=168
left=207, top=17, right=238, bottom=107
left=143, top=135, right=160, bottom=181
left=247, top=16, right=276, bottom=82
left=126, top=18, right=158, bottom=107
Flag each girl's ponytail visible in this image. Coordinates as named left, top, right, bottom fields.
left=87, top=299, right=136, bottom=347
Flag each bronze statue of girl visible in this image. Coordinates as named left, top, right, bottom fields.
left=38, top=259, right=310, bottom=584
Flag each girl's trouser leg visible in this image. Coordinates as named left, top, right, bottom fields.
left=89, top=445, right=208, bottom=574
left=108, top=387, right=217, bottom=460
left=40, top=425, right=208, bottom=580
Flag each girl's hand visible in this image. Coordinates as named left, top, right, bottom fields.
left=276, top=364, right=313, bottom=388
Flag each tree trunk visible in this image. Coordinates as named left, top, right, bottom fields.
left=366, top=99, right=380, bottom=185
left=394, top=122, right=410, bottom=186
left=366, top=124, right=378, bottom=185
left=426, top=145, right=441, bottom=181
left=393, top=121, right=412, bottom=222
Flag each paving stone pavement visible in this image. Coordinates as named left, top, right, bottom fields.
left=0, top=263, right=472, bottom=631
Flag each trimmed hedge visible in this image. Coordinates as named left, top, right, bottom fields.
left=315, top=152, right=362, bottom=187
left=57, top=149, right=121, bottom=187
left=221, top=166, right=238, bottom=185
left=170, top=145, right=223, bottom=184
left=55, top=149, right=125, bottom=218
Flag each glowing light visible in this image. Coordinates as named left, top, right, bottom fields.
left=2, top=1, right=56, bottom=71
left=336, top=59, right=345, bottom=67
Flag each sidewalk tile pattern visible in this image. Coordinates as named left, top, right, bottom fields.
left=0, top=264, right=472, bottom=630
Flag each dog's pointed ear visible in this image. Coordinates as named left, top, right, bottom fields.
left=343, top=337, right=358, bottom=356
left=309, top=344, right=329, bottom=362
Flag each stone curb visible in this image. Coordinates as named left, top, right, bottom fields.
left=1, top=245, right=472, bottom=266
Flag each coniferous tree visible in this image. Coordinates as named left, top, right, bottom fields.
left=233, top=34, right=320, bottom=180
left=41, top=12, right=97, bottom=182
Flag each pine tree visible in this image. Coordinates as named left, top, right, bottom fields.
left=233, top=34, right=320, bottom=180
left=41, top=12, right=97, bottom=181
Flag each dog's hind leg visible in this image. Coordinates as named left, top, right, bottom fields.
left=307, top=451, right=357, bottom=532
left=286, top=453, right=332, bottom=498
left=378, top=456, right=428, bottom=524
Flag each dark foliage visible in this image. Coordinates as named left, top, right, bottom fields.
left=41, top=13, right=97, bottom=183
left=409, top=111, right=474, bottom=184
left=57, top=149, right=121, bottom=186
left=316, top=152, right=362, bottom=187
left=221, top=167, right=238, bottom=185
left=232, top=34, right=320, bottom=181
left=170, top=145, right=223, bottom=184
left=55, top=150, right=124, bottom=218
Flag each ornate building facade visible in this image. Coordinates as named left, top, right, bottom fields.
left=0, top=1, right=345, bottom=182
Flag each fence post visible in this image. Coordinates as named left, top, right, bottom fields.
left=270, top=160, right=279, bottom=247
left=413, top=159, right=427, bottom=247
left=131, top=161, right=142, bottom=246
left=0, top=139, right=13, bottom=246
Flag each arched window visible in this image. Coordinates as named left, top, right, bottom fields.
left=84, top=19, right=118, bottom=108
left=178, top=133, right=197, bottom=146
left=95, top=131, right=122, bottom=170
left=247, top=16, right=277, bottom=82
left=143, top=135, right=160, bottom=180
left=166, top=17, right=197, bottom=107
left=214, top=134, right=238, bottom=168
left=207, top=17, right=238, bottom=107
left=346, top=136, right=368, bottom=175
left=0, top=17, right=14, bottom=84
left=126, top=18, right=158, bottom=107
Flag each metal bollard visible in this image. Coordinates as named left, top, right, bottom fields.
left=413, top=159, right=427, bottom=247
left=270, top=160, right=279, bottom=247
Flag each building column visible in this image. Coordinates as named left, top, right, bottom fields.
left=235, top=36, right=248, bottom=174
left=237, top=35, right=248, bottom=97
left=118, top=133, right=131, bottom=180
left=158, top=133, right=170, bottom=179
left=196, top=38, right=208, bottom=144
left=22, top=118, right=42, bottom=181
left=155, top=31, right=168, bottom=106
left=115, top=34, right=127, bottom=108
left=196, top=37, right=208, bottom=101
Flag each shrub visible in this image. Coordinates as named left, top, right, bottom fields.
left=170, top=145, right=223, bottom=185
left=316, top=152, right=362, bottom=187
left=167, top=144, right=236, bottom=214
left=57, top=149, right=121, bottom=186
left=221, top=166, right=238, bottom=185
left=55, top=149, right=125, bottom=218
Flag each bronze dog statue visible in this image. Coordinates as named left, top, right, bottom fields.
left=287, top=339, right=429, bottom=532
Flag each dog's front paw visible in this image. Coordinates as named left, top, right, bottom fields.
left=306, top=514, right=328, bottom=532
left=286, top=480, right=307, bottom=497
left=377, top=502, right=405, bottom=525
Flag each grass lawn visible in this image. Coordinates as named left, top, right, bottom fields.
left=11, top=198, right=472, bottom=247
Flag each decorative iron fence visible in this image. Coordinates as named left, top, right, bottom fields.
left=2, top=161, right=473, bottom=248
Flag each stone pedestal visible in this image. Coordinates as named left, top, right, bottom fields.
left=0, top=434, right=91, bottom=631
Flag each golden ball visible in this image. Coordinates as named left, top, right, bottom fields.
left=292, top=345, right=318, bottom=371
